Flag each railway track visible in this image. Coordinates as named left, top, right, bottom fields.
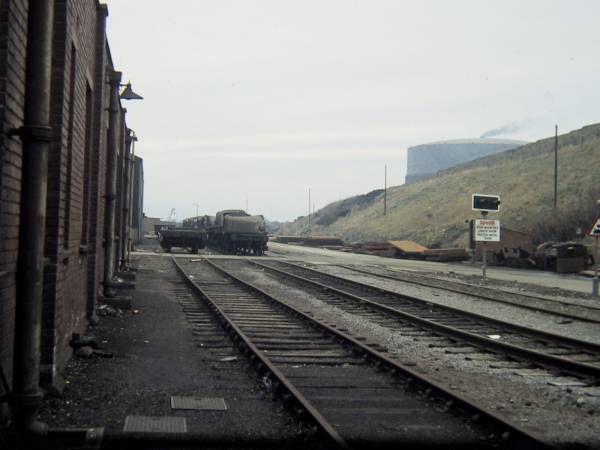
left=173, top=257, right=550, bottom=449
left=250, top=260, right=600, bottom=382
left=334, top=264, right=600, bottom=324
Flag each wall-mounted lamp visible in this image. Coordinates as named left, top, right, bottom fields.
left=127, top=128, right=139, bottom=142
left=120, top=82, right=143, bottom=100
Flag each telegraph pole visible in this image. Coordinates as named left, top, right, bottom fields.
left=308, top=188, right=311, bottom=234
left=554, top=125, right=558, bottom=213
left=384, top=164, right=387, bottom=216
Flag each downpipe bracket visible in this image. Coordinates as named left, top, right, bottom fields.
left=9, top=392, right=43, bottom=411
left=6, top=125, right=53, bottom=142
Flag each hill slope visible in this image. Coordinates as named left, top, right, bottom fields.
left=280, top=123, right=600, bottom=247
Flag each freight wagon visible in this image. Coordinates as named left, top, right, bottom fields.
left=158, top=228, right=207, bottom=253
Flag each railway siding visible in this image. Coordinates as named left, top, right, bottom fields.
left=335, top=264, right=600, bottom=324
left=251, top=259, right=600, bottom=383
left=200, top=257, right=600, bottom=446
left=309, top=262, right=600, bottom=345
left=176, top=257, right=550, bottom=449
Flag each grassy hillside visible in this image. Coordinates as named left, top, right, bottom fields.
left=280, top=123, right=600, bottom=247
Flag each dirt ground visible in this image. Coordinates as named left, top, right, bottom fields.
left=37, top=255, right=304, bottom=446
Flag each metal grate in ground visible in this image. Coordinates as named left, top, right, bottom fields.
left=123, top=415, right=188, bottom=433
left=170, top=396, right=228, bottom=411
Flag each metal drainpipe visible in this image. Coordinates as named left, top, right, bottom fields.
left=119, top=129, right=132, bottom=270
left=102, top=70, right=121, bottom=297
left=9, top=0, right=54, bottom=435
left=126, top=134, right=136, bottom=265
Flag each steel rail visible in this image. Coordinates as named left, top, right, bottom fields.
left=186, top=257, right=553, bottom=449
left=171, top=257, right=349, bottom=449
left=335, top=264, right=600, bottom=324
left=258, top=259, right=600, bottom=352
left=251, top=260, right=600, bottom=379
left=386, top=265, right=600, bottom=311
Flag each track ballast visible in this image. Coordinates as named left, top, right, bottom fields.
left=251, top=259, right=600, bottom=383
left=174, top=257, right=549, bottom=449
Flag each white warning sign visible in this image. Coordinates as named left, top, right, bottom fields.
left=475, top=219, right=501, bottom=242
left=588, top=217, right=600, bottom=237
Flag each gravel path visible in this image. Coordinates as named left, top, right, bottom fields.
left=37, top=255, right=300, bottom=444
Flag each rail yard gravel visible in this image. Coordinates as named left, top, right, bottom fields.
left=306, top=263, right=600, bottom=345
left=218, top=259, right=600, bottom=448
left=394, top=266, right=600, bottom=308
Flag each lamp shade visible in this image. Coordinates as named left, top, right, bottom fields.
left=120, top=83, right=143, bottom=100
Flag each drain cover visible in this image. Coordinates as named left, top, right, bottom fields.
left=170, top=396, right=228, bottom=411
left=123, top=415, right=187, bottom=433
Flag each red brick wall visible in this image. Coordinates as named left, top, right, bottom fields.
left=0, top=0, right=29, bottom=399
left=40, top=0, right=110, bottom=385
left=86, top=4, right=108, bottom=318
left=0, top=0, right=126, bottom=399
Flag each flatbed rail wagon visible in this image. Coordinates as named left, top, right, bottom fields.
left=158, top=227, right=206, bottom=253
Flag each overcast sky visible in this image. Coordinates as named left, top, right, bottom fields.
left=105, top=0, right=600, bottom=222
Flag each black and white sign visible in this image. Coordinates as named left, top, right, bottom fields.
left=475, top=219, right=501, bottom=242
left=588, top=217, right=600, bottom=237
left=472, top=194, right=500, bottom=212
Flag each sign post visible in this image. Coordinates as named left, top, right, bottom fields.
left=482, top=214, right=487, bottom=281
left=595, top=237, right=599, bottom=297
left=474, top=215, right=501, bottom=281
left=472, top=194, right=501, bottom=283
left=588, top=216, right=600, bottom=296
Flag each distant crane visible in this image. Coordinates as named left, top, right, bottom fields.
left=165, top=208, right=176, bottom=222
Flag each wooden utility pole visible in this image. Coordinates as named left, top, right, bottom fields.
left=554, top=125, right=558, bottom=213
left=308, top=188, right=311, bottom=234
left=384, top=165, right=387, bottom=216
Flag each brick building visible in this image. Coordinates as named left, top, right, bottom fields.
left=0, top=0, right=29, bottom=418
left=0, top=0, right=138, bottom=428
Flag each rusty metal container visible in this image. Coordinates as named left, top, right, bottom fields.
left=555, top=243, right=587, bottom=273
